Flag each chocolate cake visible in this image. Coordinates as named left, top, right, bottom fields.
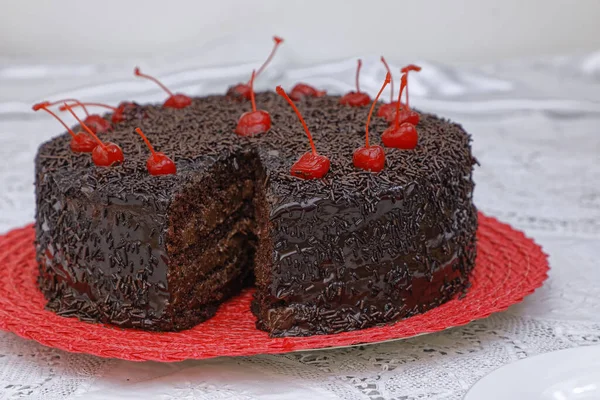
left=35, top=92, right=477, bottom=337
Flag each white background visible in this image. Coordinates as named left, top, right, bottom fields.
left=1, top=0, right=600, bottom=65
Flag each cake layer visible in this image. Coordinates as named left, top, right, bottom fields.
left=35, top=92, right=477, bottom=336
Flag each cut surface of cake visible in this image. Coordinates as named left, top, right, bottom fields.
left=35, top=93, right=477, bottom=337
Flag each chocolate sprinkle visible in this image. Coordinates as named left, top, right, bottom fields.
left=35, top=92, right=477, bottom=337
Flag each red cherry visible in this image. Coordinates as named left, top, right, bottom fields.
left=32, top=101, right=97, bottom=153
left=163, top=94, right=192, bottom=109
left=400, top=64, right=422, bottom=109
left=339, top=92, right=371, bottom=107
left=135, top=128, right=176, bottom=175
left=377, top=56, right=400, bottom=120
left=64, top=103, right=124, bottom=167
left=112, top=102, right=137, bottom=123
left=289, top=83, right=326, bottom=101
left=353, top=146, right=386, bottom=173
left=276, top=86, right=330, bottom=179
left=134, top=67, right=191, bottom=109
left=353, top=72, right=390, bottom=172
left=228, top=36, right=284, bottom=100
left=70, top=133, right=98, bottom=153
left=377, top=102, right=399, bottom=121
left=83, top=114, right=112, bottom=134
left=235, top=70, right=271, bottom=137
left=236, top=111, right=272, bottom=136
left=91, top=143, right=125, bottom=167
left=290, top=152, right=330, bottom=179
left=227, top=83, right=252, bottom=100
left=340, top=59, right=371, bottom=107
left=382, top=122, right=418, bottom=149
left=387, top=108, right=420, bottom=125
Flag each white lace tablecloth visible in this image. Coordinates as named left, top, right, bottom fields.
left=1, top=52, right=600, bottom=400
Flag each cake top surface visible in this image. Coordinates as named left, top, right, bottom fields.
left=36, top=92, right=475, bottom=209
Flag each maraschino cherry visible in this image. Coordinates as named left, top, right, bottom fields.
left=235, top=70, right=271, bottom=137
left=134, top=67, right=191, bottom=109
left=42, top=98, right=112, bottom=134
left=63, top=104, right=124, bottom=167
left=340, top=59, right=371, bottom=107
left=377, top=56, right=399, bottom=120
left=289, top=83, right=326, bottom=101
left=60, top=101, right=137, bottom=124
left=276, top=86, right=330, bottom=179
left=382, top=73, right=418, bottom=149
left=32, top=101, right=97, bottom=153
left=353, top=73, right=390, bottom=173
left=387, top=73, right=420, bottom=125
left=134, top=128, right=176, bottom=176
left=228, top=36, right=284, bottom=100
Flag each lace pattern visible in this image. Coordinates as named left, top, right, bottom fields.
left=1, top=52, right=599, bottom=399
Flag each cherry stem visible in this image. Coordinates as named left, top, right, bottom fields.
left=46, top=99, right=89, bottom=116
left=405, top=72, right=410, bottom=108
left=135, top=127, right=156, bottom=157
left=249, top=70, right=257, bottom=112
left=395, top=73, right=408, bottom=130
left=356, top=59, right=363, bottom=93
left=134, top=67, right=174, bottom=97
left=33, top=103, right=78, bottom=139
left=63, top=103, right=106, bottom=149
left=381, top=56, right=394, bottom=102
left=60, top=102, right=118, bottom=112
left=400, top=65, right=421, bottom=108
left=255, top=36, right=284, bottom=78
left=366, top=73, right=391, bottom=148
left=276, top=86, right=317, bottom=156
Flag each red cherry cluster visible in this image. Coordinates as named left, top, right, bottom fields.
left=63, top=104, right=124, bottom=166
left=41, top=98, right=112, bottom=134
left=228, top=53, right=422, bottom=177
left=33, top=102, right=97, bottom=153
left=33, top=39, right=422, bottom=180
left=347, top=63, right=422, bottom=173
left=33, top=101, right=122, bottom=165
left=34, top=66, right=189, bottom=174
left=34, top=102, right=176, bottom=175
left=231, top=35, right=327, bottom=138
left=381, top=64, right=422, bottom=149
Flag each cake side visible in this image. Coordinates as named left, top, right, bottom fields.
left=253, top=160, right=477, bottom=336
left=35, top=143, right=172, bottom=328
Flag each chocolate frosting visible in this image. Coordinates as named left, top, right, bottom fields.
left=35, top=92, right=477, bottom=336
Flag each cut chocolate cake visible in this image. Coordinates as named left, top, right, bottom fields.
left=35, top=92, right=477, bottom=337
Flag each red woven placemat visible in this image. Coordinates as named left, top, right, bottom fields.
left=0, top=213, right=548, bottom=362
